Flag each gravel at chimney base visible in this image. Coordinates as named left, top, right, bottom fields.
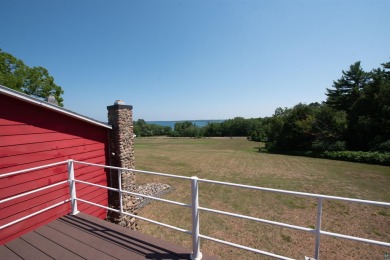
left=135, top=183, right=171, bottom=210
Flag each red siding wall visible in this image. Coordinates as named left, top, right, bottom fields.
left=0, top=95, right=110, bottom=245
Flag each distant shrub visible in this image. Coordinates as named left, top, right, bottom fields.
left=322, top=151, right=390, bottom=165
left=264, top=148, right=390, bottom=166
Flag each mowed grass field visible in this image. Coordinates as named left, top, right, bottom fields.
left=133, top=137, right=390, bottom=259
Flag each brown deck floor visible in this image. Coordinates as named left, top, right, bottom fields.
left=0, top=213, right=219, bottom=260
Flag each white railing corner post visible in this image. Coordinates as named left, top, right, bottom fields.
left=118, top=170, right=123, bottom=214
left=191, top=176, right=202, bottom=260
left=67, top=159, right=79, bottom=215
left=314, top=197, right=323, bottom=260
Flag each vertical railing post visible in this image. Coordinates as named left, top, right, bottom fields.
left=191, top=176, right=202, bottom=260
left=118, top=170, right=123, bottom=214
left=67, top=160, right=79, bottom=215
left=314, top=197, right=323, bottom=260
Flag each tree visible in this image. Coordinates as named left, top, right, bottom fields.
left=264, top=107, right=289, bottom=146
left=134, top=119, right=172, bottom=137
left=204, top=122, right=222, bottom=137
left=261, top=59, right=390, bottom=153
left=264, top=103, right=347, bottom=152
left=274, top=103, right=317, bottom=151
left=173, top=121, right=200, bottom=137
left=0, top=49, right=64, bottom=106
left=326, top=61, right=371, bottom=111
left=348, top=61, right=390, bottom=150
left=310, top=104, right=347, bottom=151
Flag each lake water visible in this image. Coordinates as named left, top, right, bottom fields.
left=147, top=120, right=225, bottom=129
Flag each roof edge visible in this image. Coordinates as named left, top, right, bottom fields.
left=0, top=85, right=112, bottom=129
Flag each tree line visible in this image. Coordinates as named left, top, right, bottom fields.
left=133, top=117, right=268, bottom=139
left=135, top=59, right=390, bottom=158
left=264, top=60, right=390, bottom=153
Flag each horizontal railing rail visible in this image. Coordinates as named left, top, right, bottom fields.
left=0, top=160, right=68, bottom=178
left=197, top=178, right=390, bottom=248
left=0, top=161, right=70, bottom=230
left=1, top=159, right=389, bottom=260
left=198, top=178, right=390, bottom=207
left=74, top=160, right=192, bottom=180
left=75, top=179, right=191, bottom=208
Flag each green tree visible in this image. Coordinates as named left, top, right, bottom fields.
left=133, top=125, right=141, bottom=137
left=219, top=117, right=257, bottom=137
left=264, top=104, right=347, bottom=152
left=204, top=122, right=222, bottom=137
left=0, top=49, right=64, bottom=106
left=163, top=126, right=173, bottom=136
left=326, top=61, right=370, bottom=111
left=263, top=59, right=389, bottom=153
left=264, top=108, right=289, bottom=145
left=348, top=61, right=390, bottom=150
left=275, top=103, right=317, bottom=151
left=134, top=119, right=172, bottom=137
left=173, top=121, right=200, bottom=137
left=310, top=105, right=347, bottom=151
left=264, top=108, right=289, bottom=151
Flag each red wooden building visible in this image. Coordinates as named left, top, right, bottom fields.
left=0, top=85, right=111, bottom=245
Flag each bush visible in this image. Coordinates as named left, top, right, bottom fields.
left=322, top=151, right=390, bottom=165
left=263, top=147, right=390, bottom=166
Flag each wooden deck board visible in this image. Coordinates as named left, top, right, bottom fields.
left=1, top=213, right=220, bottom=260
left=4, top=237, right=53, bottom=260
left=35, top=224, right=114, bottom=259
left=0, top=245, right=23, bottom=259
left=22, top=229, right=85, bottom=260
left=46, top=215, right=148, bottom=259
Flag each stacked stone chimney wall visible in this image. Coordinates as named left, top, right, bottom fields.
left=107, top=102, right=138, bottom=229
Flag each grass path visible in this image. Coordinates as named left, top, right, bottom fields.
left=133, top=137, right=390, bottom=259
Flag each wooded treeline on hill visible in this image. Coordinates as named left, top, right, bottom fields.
left=135, top=60, right=390, bottom=165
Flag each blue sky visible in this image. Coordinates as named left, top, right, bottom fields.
left=1, top=0, right=389, bottom=122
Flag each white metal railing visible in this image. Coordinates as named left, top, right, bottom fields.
left=1, top=160, right=389, bottom=260
left=0, top=160, right=70, bottom=230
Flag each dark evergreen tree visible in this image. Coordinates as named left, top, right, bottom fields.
left=326, top=61, right=371, bottom=111
left=349, top=61, right=390, bottom=150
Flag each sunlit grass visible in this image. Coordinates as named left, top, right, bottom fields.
left=133, top=137, right=390, bottom=259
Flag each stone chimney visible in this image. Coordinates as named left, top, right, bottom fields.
left=107, top=100, right=138, bottom=229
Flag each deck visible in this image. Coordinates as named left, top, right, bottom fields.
left=0, top=213, right=219, bottom=260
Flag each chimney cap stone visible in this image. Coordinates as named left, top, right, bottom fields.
left=115, top=100, right=125, bottom=105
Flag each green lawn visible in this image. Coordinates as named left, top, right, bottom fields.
left=133, top=137, right=390, bottom=259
